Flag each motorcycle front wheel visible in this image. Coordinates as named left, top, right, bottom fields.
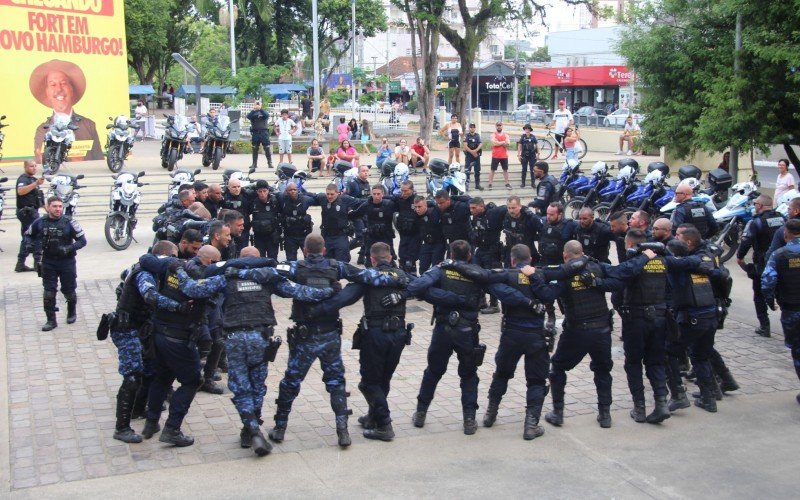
left=212, top=147, right=223, bottom=170
left=167, top=148, right=178, bottom=172
left=564, top=197, right=585, bottom=220
left=107, top=144, right=124, bottom=173
left=593, top=202, right=612, bottom=222
left=44, top=146, right=60, bottom=174
left=713, top=219, right=741, bottom=263
left=105, top=212, right=133, bottom=250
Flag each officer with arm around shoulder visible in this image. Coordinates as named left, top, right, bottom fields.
left=761, top=219, right=800, bottom=405
left=670, top=183, right=718, bottom=239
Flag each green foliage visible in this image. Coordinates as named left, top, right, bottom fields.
left=327, top=90, right=349, bottom=106
left=620, top=0, right=800, bottom=158
left=504, top=45, right=550, bottom=62
left=226, top=64, right=289, bottom=102
left=358, top=91, right=384, bottom=106
left=406, top=99, right=418, bottom=114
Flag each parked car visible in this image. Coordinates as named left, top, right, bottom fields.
left=512, top=103, right=548, bottom=123
left=574, top=106, right=608, bottom=126
left=603, top=108, right=645, bottom=127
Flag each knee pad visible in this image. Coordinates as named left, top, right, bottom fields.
left=122, top=375, right=141, bottom=392
left=43, top=290, right=57, bottom=301
left=64, top=292, right=77, bottom=303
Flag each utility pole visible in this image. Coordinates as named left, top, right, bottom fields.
left=730, top=13, right=742, bottom=180
left=513, top=21, right=519, bottom=108
left=385, top=23, right=390, bottom=102
left=312, top=0, right=321, bottom=117
left=228, top=0, right=236, bottom=76
left=351, top=0, right=357, bottom=117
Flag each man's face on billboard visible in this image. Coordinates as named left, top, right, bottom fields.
left=45, top=71, right=75, bottom=114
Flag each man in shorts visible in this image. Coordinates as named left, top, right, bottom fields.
left=275, top=109, right=298, bottom=164
left=487, top=122, right=511, bottom=190
left=548, top=100, right=574, bottom=160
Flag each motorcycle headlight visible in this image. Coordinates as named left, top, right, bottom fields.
left=71, top=193, right=80, bottom=204
left=123, top=183, right=136, bottom=195
left=112, top=190, right=121, bottom=201
left=222, top=132, right=230, bottom=138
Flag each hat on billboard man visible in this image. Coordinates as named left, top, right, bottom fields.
left=29, top=59, right=87, bottom=115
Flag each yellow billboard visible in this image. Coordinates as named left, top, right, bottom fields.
left=0, top=0, right=129, bottom=164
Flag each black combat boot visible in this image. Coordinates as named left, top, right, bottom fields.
left=544, top=404, right=564, bottom=426
left=42, top=311, right=58, bottom=332
left=629, top=400, right=646, bottom=423
left=523, top=407, right=545, bottom=440
left=336, top=420, right=351, bottom=447
left=646, top=396, right=671, bottom=424
left=113, top=377, right=142, bottom=443
left=483, top=399, right=500, bottom=427
left=240, top=427, right=252, bottom=448
left=159, top=427, right=195, bottom=447
left=249, top=427, right=271, bottom=456
left=363, top=422, right=395, bottom=441
left=412, top=404, right=428, bottom=428
left=141, top=419, right=161, bottom=439
left=199, top=378, right=224, bottom=394
left=668, top=386, right=691, bottom=412
left=65, top=293, right=77, bottom=324
left=481, top=296, right=500, bottom=315
left=42, top=293, right=58, bottom=332
left=597, top=405, right=612, bottom=428
left=755, top=316, right=771, bottom=337
left=718, top=369, right=740, bottom=393
left=15, top=260, right=33, bottom=272
left=463, top=409, right=478, bottom=435
left=693, top=382, right=718, bottom=413
left=268, top=422, right=286, bottom=442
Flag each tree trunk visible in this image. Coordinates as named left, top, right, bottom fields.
left=784, top=143, right=800, bottom=172
left=453, top=53, right=475, bottom=127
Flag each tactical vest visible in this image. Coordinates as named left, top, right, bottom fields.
left=320, top=197, right=350, bottom=237
left=16, top=174, right=41, bottom=209
left=470, top=211, right=498, bottom=248
left=775, top=248, right=800, bottom=309
left=395, top=196, right=417, bottom=235
left=363, top=264, right=407, bottom=321
left=290, top=259, right=340, bottom=324
left=682, top=201, right=710, bottom=238
left=281, top=197, right=313, bottom=236
left=576, top=222, right=610, bottom=263
left=438, top=264, right=483, bottom=318
left=418, top=210, right=444, bottom=244
left=366, top=201, right=394, bottom=239
left=500, top=269, right=542, bottom=319
left=224, top=193, right=246, bottom=213
left=440, top=205, right=469, bottom=243
left=250, top=196, right=279, bottom=235
left=42, top=216, right=74, bottom=258
left=539, top=220, right=567, bottom=265
left=672, top=252, right=717, bottom=310
left=754, top=210, right=785, bottom=257
left=536, top=176, right=558, bottom=206
left=352, top=179, right=370, bottom=199
left=519, top=135, right=537, bottom=158
left=115, top=264, right=150, bottom=329
left=503, top=213, right=534, bottom=248
left=222, top=276, right=276, bottom=331
left=465, top=133, right=481, bottom=154
left=560, top=261, right=609, bottom=326
left=152, top=270, right=198, bottom=331
left=623, top=256, right=667, bottom=306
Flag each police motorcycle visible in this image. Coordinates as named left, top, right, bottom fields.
left=555, top=158, right=584, bottom=203
left=425, top=158, right=467, bottom=198
left=379, top=159, right=410, bottom=196
left=274, top=163, right=309, bottom=194
left=712, top=180, right=760, bottom=263
left=167, top=168, right=202, bottom=202
left=593, top=160, right=641, bottom=221
left=442, top=162, right=468, bottom=196
left=105, top=115, right=138, bottom=173
left=334, top=159, right=358, bottom=192
left=659, top=165, right=730, bottom=218
left=0, top=115, right=9, bottom=161
left=202, top=114, right=231, bottom=170
left=161, top=114, right=192, bottom=171
left=105, top=171, right=147, bottom=250
left=776, top=188, right=800, bottom=217
left=623, top=162, right=674, bottom=219
left=564, top=160, right=612, bottom=219
left=46, top=173, right=84, bottom=216
left=223, top=166, right=258, bottom=194
left=42, top=116, right=77, bottom=174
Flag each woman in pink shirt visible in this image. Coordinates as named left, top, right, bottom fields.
left=336, top=117, right=350, bottom=142
left=775, top=158, right=797, bottom=200
left=337, top=139, right=359, bottom=168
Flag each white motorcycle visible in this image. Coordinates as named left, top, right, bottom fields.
left=712, top=181, right=760, bottom=262
left=0, top=115, right=9, bottom=161
left=168, top=168, right=202, bottom=202
left=105, top=115, right=138, bottom=173
left=46, top=173, right=84, bottom=216
left=776, top=188, right=800, bottom=217
left=42, top=117, right=77, bottom=174
left=105, top=171, right=147, bottom=250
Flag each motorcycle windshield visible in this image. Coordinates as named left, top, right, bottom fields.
left=173, top=115, right=189, bottom=132
left=116, top=173, right=136, bottom=185
left=55, top=183, right=72, bottom=197
left=217, top=115, right=231, bottom=130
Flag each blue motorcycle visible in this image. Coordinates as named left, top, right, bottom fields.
left=564, top=161, right=611, bottom=219
left=556, top=159, right=583, bottom=203
left=274, top=163, right=308, bottom=194
left=594, top=164, right=640, bottom=221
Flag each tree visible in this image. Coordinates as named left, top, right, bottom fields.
left=620, top=0, right=800, bottom=164
left=226, top=64, right=291, bottom=102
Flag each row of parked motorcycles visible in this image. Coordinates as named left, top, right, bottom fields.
left=556, top=158, right=799, bottom=262
left=160, top=114, right=231, bottom=172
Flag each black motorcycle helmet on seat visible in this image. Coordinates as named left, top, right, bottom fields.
left=647, top=161, right=669, bottom=178
left=617, top=158, right=640, bottom=174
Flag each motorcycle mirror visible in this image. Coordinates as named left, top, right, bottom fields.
left=138, top=171, right=146, bottom=177
left=0, top=177, right=7, bottom=183
left=106, top=124, right=114, bottom=129
left=0, top=115, right=6, bottom=119
left=68, top=124, right=79, bottom=130
left=193, top=169, right=201, bottom=175
left=77, top=174, right=85, bottom=180
left=248, top=166, right=257, bottom=174
left=108, top=116, right=113, bottom=120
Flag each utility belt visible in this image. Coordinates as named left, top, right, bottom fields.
left=435, top=311, right=477, bottom=328
left=224, top=325, right=274, bottom=339
left=113, top=309, right=147, bottom=333
left=422, top=233, right=443, bottom=245
left=620, top=304, right=666, bottom=319
left=434, top=311, right=486, bottom=366
left=563, top=316, right=610, bottom=332
left=352, top=317, right=414, bottom=349
left=779, top=304, right=800, bottom=312
left=501, top=317, right=554, bottom=352
left=225, top=326, right=282, bottom=362
left=287, top=319, right=343, bottom=345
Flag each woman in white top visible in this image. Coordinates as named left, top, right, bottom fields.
left=775, top=158, right=797, bottom=200
left=394, top=139, right=411, bottom=164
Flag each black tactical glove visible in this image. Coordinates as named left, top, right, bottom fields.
left=440, top=260, right=489, bottom=283
left=381, top=292, right=404, bottom=307
left=528, top=300, right=546, bottom=315
left=563, top=257, right=588, bottom=275
left=697, top=261, right=715, bottom=275
left=579, top=270, right=597, bottom=287
left=391, top=274, right=410, bottom=287
left=224, top=266, right=241, bottom=279
left=331, top=280, right=343, bottom=293
left=58, top=245, right=74, bottom=257
left=177, top=300, right=194, bottom=314
left=167, top=259, right=185, bottom=274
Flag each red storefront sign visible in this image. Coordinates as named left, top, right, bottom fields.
left=530, top=65, right=633, bottom=87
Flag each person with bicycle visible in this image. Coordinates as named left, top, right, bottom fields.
left=548, top=99, right=573, bottom=160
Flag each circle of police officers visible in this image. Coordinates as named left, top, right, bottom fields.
left=17, top=157, right=800, bottom=457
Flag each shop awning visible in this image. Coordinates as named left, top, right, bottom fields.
left=129, top=84, right=155, bottom=95
left=262, top=83, right=308, bottom=100
left=175, top=85, right=237, bottom=97
left=530, top=65, right=633, bottom=87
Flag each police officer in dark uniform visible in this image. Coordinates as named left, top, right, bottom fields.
left=408, top=240, right=500, bottom=435
left=105, top=241, right=186, bottom=443
left=435, top=190, right=471, bottom=249
left=609, top=211, right=630, bottom=263
left=310, top=184, right=363, bottom=263
left=501, top=195, right=542, bottom=267
left=517, top=124, right=539, bottom=188
left=347, top=165, right=372, bottom=263
left=468, top=197, right=506, bottom=313
left=529, top=162, right=558, bottom=215
left=534, top=240, right=623, bottom=429
left=349, top=184, right=398, bottom=265
left=223, top=178, right=252, bottom=251
left=268, top=235, right=407, bottom=448
left=249, top=180, right=282, bottom=259
left=671, top=183, right=718, bottom=239
left=574, top=207, right=615, bottom=263
left=414, top=195, right=447, bottom=274
left=761, top=219, right=800, bottom=405
left=737, top=194, right=784, bottom=337
left=24, top=196, right=87, bottom=331
left=483, top=244, right=559, bottom=440
left=392, top=180, right=420, bottom=273
left=277, top=182, right=315, bottom=261
left=650, top=217, right=674, bottom=245
left=539, top=202, right=578, bottom=331
left=463, top=123, right=484, bottom=190
left=15, top=160, right=44, bottom=272
left=246, top=100, right=273, bottom=169
left=766, top=198, right=800, bottom=259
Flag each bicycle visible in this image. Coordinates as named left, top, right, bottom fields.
left=537, top=127, right=588, bottom=160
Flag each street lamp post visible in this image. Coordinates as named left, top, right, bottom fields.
left=228, top=0, right=236, bottom=76
left=312, top=0, right=321, bottom=118
left=351, top=0, right=357, bottom=117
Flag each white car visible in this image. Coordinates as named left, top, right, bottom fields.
left=512, top=103, right=547, bottom=123
left=603, top=108, right=645, bottom=127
